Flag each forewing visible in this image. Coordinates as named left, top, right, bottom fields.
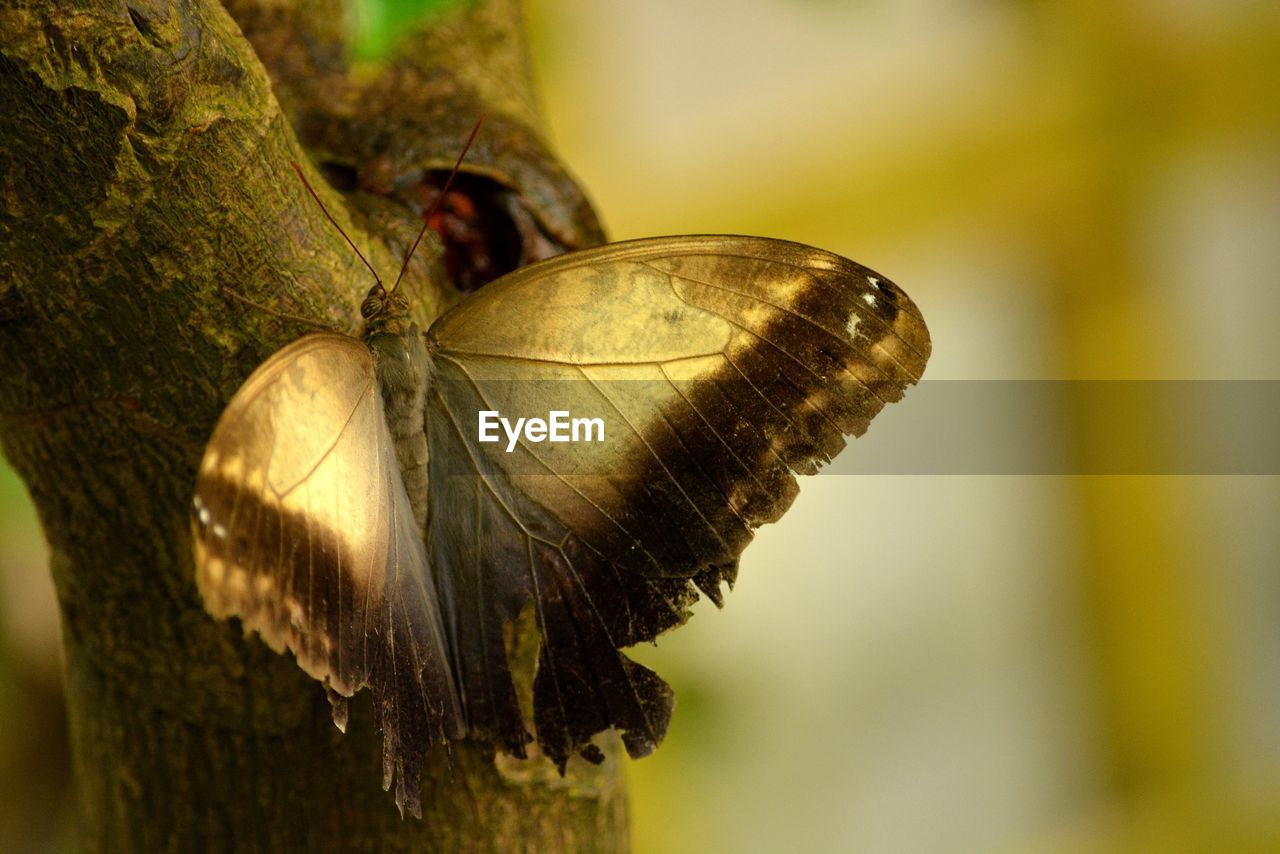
left=192, top=332, right=463, bottom=817
left=425, top=235, right=930, bottom=769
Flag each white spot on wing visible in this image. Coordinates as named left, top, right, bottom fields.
left=287, top=597, right=305, bottom=629
left=846, top=311, right=862, bottom=338
left=862, top=292, right=877, bottom=306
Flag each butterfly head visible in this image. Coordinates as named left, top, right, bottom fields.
left=360, top=282, right=412, bottom=334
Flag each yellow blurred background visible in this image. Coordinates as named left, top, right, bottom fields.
left=3, top=1, right=1278, bottom=851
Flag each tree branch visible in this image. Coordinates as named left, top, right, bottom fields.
left=0, top=0, right=626, bottom=848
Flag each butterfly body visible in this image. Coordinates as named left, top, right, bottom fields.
left=193, top=234, right=931, bottom=816
left=360, top=287, right=432, bottom=532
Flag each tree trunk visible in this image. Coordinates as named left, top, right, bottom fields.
left=0, top=0, right=626, bottom=849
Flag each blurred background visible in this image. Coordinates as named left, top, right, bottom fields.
left=3, top=0, right=1278, bottom=851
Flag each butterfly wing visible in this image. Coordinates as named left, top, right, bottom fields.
left=424, top=234, right=930, bottom=768
left=191, top=332, right=463, bottom=817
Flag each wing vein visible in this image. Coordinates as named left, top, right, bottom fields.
left=433, top=358, right=665, bottom=568
left=657, top=362, right=769, bottom=512
left=577, top=366, right=734, bottom=558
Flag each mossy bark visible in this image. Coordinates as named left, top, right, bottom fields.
left=0, top=0, right=626, bottom=849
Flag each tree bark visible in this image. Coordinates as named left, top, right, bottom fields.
left=0, top=0, right=626, bottom=849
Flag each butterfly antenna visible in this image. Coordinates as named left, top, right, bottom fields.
left=290, top=161, right=383, bottom=288
left=389, top=115, right=485, bottom=296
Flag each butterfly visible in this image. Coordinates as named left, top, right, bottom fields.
left=190, top=141, right=931, bottom=817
